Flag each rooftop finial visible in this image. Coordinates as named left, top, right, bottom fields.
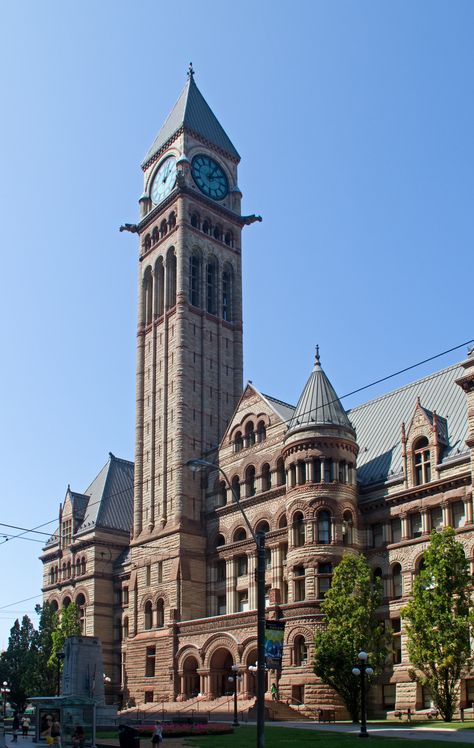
left=315, top=344, right=321, bottom=366
left=187, top=62, right=195, bottom=79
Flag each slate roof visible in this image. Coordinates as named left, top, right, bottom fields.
left=44, top=454, right=134, bottom=548
left=260, top=392, right=296, bottom=424
left=142, top=73, right=240, bottom=168
left=286, top=351, right=353, bottom=434
left=348, top=363, right=468, bottom=487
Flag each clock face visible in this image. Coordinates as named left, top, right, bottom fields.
left=150, top=156, right=177, bottom=205
left=191, top=154, right=228, bottom=200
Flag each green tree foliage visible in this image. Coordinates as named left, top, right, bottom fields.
left=49, top=603, right=81, bottom=670
left=31, top=603, right=59, bottom=696
left=313, top=554, right=389, bottom=721
left=402, top=527, right=474, bottom=722
left=0, top=616, right=37, bottom=712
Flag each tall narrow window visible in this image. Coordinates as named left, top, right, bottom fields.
left=206, top=259, right=217, bottom=315
left=317, top=511, right=331, bottom=544
left=392, top=563, right=402, bottom=598
left=156, top=599, right=164, bottom=628
left=245, top=422, right=255, bottom=448
left=189, top=254, right=200, bottom=307
left=293, top=512, right=305, bottom=547
left=155, top=258, right=164, bottom=316
left=246, top=465, right=256, bottom=497
left=145, top=646, right=156, bottom=677
left=231, top=475, right=241, bottom=502
left=234, top=431, right=243, bottom=452
left=410, top=512, right=422, bottom=538
left=414, top=437, right=431, bottom=485
left=391, top=517, right=402, bottom=543
left=218, top=480, right=227, bottom=506
left=144, top=601, right=153, bottom=630
left=317, top=563, right=332, bottom=598
left=452, top=500, right=466, bottom=528
left=294, top=568, right=305, bottom=602
left=143, top=269, right=153, bottom=325
left=257, top=421, right=266, bottom=442
left=277, top=458, right=285, bottom=486
left=222, top=266, right=232, bottom=321
left=342, top=510, right=353, bottom=545
left=261, top=463, right=271, bottom=492
left=166, top=250, right=176, bottom=308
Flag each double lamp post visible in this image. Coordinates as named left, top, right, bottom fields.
left=352, top=651, right=373, bottom=738
left=187, top=458, right=266, bottom=748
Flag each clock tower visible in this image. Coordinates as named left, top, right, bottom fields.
left=126, top=67, right=255, bottom=700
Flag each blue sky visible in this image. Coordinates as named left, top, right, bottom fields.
left=0, top=1, right=473, bottom=646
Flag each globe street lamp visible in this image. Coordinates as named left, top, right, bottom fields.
left=228, top=665, right=242, bottom=727
left=186, top=458, right=266, bottom=748
left=1, top=682, right=9, bottom=720
left=352, top=651, right=373, bottom=738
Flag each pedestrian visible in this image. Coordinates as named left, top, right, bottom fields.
left=51, top=717, right=61, bottom=748
left=271, top=683, right=277, bottom=701
left=151, top=722, right=163, bottom=745
left=11, top=713, right=20, bottom=743
left=21, top=716, right=30, bottom=738
left=72, top=725, right=85, bottom=748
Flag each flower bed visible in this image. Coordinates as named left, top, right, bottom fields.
left=135, top=722, right=234, bottom=738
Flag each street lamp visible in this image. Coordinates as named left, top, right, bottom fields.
left=352, top=651, right=373, bottom=738
left=186, top=458, right=266, bottom=748
left=227, top=665, right=242, bottom=727
left=1, top=682, right=9, bottom=720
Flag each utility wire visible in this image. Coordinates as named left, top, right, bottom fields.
left=0, top=338, right=472, bottom=550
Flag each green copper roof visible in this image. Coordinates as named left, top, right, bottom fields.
left=142, top=73, right=240, bottom=168
left=287, top=348, right=353, bottom=434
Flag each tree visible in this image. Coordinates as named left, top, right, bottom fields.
left=402, top=527, right=474, bottom=722
left=0, top=616, right=37, bottom=712
left=30, top=603, right=59, bottom=696
left=48, top=603, right=81, bottom=670
left=313, top=554, right=389, bottom=721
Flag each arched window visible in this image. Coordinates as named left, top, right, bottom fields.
left=123, top=616, right=129, bottom=639
left=278, top=513, right=288, bottom=529
left=224, top=230, right=233, bottom=247
left=54, top=566, right=59, bottom=583
left=277, top=458, right=286, bottom=486
left=392, top=563, right=402, bottom=598
left=76, top=593, right=86, bottom=633
left=317, top=510, right=331, bottom=544
left=342, top=510, right=353, bottom=546
left=75, top=558, right=80, bottom=576
left=218, top=480, right=227, bottom=506
left=166, top=249, right=176, bottom=308
left=160, top=219, right=168, bottom=238
left=62, top=563, right=67, bottom=580
left=144, top=600, right=153, bottom=630
left=206, top=259, right=217, bottom=315
left=231, top=475, right=241, bottom=502
left=246, top=465, right=256, bottom=497
left=63, top=596, right=71, bottom=608
left=189, top=254, right=201, bottom=307
left=256, top=520, right=270, bottom=535
left=294, top=635, right=307, bottom=665
left=152, top=226, right=159, bottom=244
left=245, top=422, right=255, bottom=448
left=213, top=224, right=222, bottom=241
left=216, top=534, right=225, bottom=548
left=67, top=561, right=71, bottom=579
left=49, top=568, right=55, bottom=584
left=293, top=512, right=305, bottom=547
left=414, top=437, right=431, bottom=485
left=373, top=567, right=383, bottom=592
left=257, top=421, right=266, bottom=442
left=234, top=527, right=247, bottom=542
left=156, top=599, right=164, bottom=628
left=191, top=212, right=200, bottom=229
left=168, top=211, right=176, bottom=230
left=144, top=234, right=151, bottom=252
left=202, top=219, right=211, bottom=234
left=261, top=463, right=271, bottom=492
left=143, top=268, right=153, bottom=325
left=81, top=557, right=86, bottom=575
left=155, top=257, right=164, bottom=317
left=50, top=599, right=59, bottom=613
left=234, top=431, right=243, bottom=452
left=222, top=265, right=232, bottom=321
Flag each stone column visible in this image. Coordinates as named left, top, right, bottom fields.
left=421, top=509, right=429, bottom=535
left=442, top=502, right=451, bottom=527
left=401, top=514, right=409, bottom=540
left=465, top=494, right=473, bottom=524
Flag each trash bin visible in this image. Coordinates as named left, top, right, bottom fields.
left=118, top=725, right=140, bottom=748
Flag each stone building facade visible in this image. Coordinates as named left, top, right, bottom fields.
left=41, top=69, right=474, bottom=716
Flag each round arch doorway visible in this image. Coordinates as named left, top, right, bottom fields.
left=209, top=648, right=234, bottom=698
left=182, top=655, right=200, bottom=699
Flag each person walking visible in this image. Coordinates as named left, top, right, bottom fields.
left=51, top=717, right=61, bottom=748
left=21, top=716, right=30, bottom=738
left=271, top=683, right=278, bottom=701
left=11, top=713, right=20, bottom=743
left=151, top=722, right=163, bottom=745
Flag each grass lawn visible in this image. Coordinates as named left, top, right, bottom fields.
left=182, top=725, right=460, bottom=747
left=370, top=720, right=474, bottom=731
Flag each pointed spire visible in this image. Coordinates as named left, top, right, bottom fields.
left=286, top=352, right=353, bottom=435
left=142, top=72, right=240, bottom=168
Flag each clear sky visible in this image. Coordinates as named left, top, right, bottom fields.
left=0, top=0, right=473, bottom=647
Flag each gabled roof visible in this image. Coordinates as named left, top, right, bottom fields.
left=349, top=363, right=467, bottom=487
left=142, top=73, right=240, bottom=168
left=44, top=453, right=134, bottom=549
left=286, top=350, right=353, bottom=435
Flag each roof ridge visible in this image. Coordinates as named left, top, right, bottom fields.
left=348, top=361, right=462, bottom=415
left=260, top=392, right=295, bottom=410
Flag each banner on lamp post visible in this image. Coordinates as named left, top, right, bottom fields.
left=265, top=621, right=285, bottom=669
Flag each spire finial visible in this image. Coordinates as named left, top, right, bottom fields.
left=187, top=62, right=195, bottom=80
left=315, top=344, right=320, bottom=366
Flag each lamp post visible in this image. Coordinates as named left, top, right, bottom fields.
left=1, top=682, right=9, bottom=720
left=228, top=665, right=242, bottom=727
left=352, top=651, right=373, bottom=738
left=186, top=458, right=266, bottom=748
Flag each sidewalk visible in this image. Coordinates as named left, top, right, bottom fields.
left=265, top=720, right=474, bottom=743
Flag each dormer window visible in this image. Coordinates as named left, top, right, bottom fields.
left=414, top=436, right=431, bottom=485
left=61, top=519, right=72, bottom=548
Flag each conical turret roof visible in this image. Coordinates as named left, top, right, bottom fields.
left=142, top=67, right=240, bottom=168
left=287, top=348, right=353, bottom=435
